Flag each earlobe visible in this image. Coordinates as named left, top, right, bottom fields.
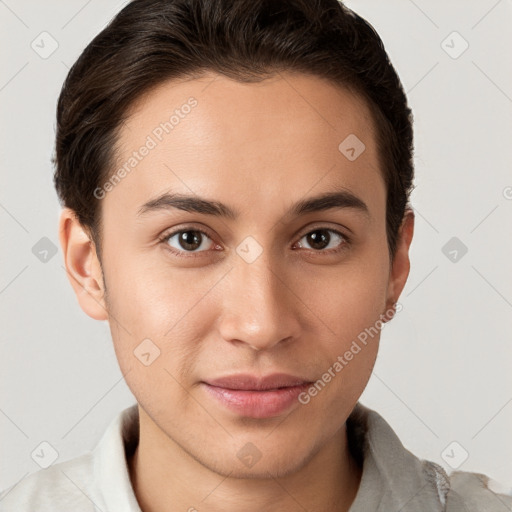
left=58, top=208, right=108, bottom=321
left=384, top=209, right=415, bottom=317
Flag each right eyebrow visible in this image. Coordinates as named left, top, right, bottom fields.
left=137, top=193, right=238, bottom=219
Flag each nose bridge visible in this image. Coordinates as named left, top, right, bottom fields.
left=218, top=248, right=300, bottom=350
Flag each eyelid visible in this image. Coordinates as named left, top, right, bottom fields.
left=158, top=225, right=220, bottom=258
left=159, top=223, right=216, bottom=241
left=294, top=226, right=350, bottom=254
left=295, top=222, right=351, bottom=242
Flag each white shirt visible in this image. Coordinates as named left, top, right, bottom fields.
left=1, top=402, right=511, bottom=511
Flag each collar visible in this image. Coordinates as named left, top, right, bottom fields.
left=92, top=402, right=448, bottom=512
left=93, top=403, right=142, bottom=511
left=347, top=402, right=448, bottom=511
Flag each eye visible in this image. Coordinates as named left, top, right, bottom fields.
left=295, top=228, right=348, bottom=253
left=161, top=228, right=216, bottom=255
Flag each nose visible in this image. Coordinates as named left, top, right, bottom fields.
left=217, top=251, right=302, bottom=351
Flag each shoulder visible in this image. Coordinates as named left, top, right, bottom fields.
left=444, top=469, right=512, bottom=511
left=0, top=404, right=139, bottom=512
left=349, top=402, right=512, bottom=511
left=421, top=459, right=512, bottom=511
left=0, top=452, right=100, bottom=512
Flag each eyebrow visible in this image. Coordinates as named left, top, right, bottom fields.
left=137, top=190, right=369, bottom=219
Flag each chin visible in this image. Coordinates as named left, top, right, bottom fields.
left=194, top=434, right=319, bottom=481
left=211, top=452, right=311, bottom=480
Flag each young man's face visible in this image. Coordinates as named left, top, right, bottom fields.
left=62, top=71, right=413, bottom=478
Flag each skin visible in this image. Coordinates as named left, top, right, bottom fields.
left=59, top=71, right=414, bottom=512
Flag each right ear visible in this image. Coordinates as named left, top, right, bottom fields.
left=58, top=208, right=108, bottom=321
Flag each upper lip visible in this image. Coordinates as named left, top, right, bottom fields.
left=203, top=373, right=312, bottom=391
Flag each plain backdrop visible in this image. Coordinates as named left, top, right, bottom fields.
left=1, top=0, right=511, bottom=493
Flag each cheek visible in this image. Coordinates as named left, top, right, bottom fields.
left=103, top=267, right=204, bottom=415
left=105, top=251, right=209, bottom=332
left=310, top=255, right=389, bottom=345
left=103, top=256, right=221, bottom=379
left=304, top=252, right=389, bottom=393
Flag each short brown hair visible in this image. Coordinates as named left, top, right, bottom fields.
left=53, top=0, right=414, bottom=260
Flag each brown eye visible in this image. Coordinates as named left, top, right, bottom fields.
left=296, top=229, right=346, bottom=252
left=164, top=229, right=214, bottom=253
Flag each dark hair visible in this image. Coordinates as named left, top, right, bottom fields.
left=53, top=0, right=414, bottom=261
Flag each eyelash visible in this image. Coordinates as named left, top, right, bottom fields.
left=158, top=225, right=350, bottom=259
left=158, top=227, right=217, bottom=259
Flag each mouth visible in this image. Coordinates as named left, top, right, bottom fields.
left=201, top=373, right=313, bottom=418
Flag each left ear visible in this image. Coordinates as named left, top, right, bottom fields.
left=384, top=208, right=415, bottom=317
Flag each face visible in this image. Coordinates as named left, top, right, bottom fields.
left=61, top=71, right=413, bottom=479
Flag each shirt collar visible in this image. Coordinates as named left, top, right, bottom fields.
left=92, top=401, right=447, bottom=512
left=93, top=403, right=142, bottom=511
left=347, top=402, right=447, bottom=511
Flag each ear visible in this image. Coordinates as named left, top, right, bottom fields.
left=384, top=209, right=415, bottom=320
left=59, top=208, right=108, bottom=321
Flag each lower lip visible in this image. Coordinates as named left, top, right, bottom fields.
left=202, top=383, right=310, bottom=419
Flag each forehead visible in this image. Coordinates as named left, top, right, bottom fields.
left=108, top=71, right=384, bottom=219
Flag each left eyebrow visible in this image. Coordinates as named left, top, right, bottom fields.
left=290, top=190, right=369, bottom=218
left=137, top=193, right=238, bottom=219
left=137, top=190, right=370, bottom=219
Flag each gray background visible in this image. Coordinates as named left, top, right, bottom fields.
left=1, top=0, right=511, bottom=493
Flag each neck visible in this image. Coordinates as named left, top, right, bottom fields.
left=129, top=408, right=362, bottom=512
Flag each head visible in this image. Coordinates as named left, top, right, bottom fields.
left=56, top=0, right=414, bottom=478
